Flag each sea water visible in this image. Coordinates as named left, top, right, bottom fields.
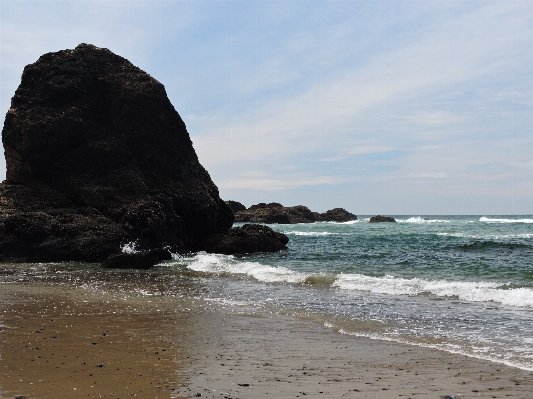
left=1, top=215, right=533, bottom=370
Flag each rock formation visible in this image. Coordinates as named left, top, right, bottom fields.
left=201, top=224, right=289, bottom=255
left=101, top=248, right=172, bottom=269
left=369, top=215, right=396, bottom=223
left=315, top=208, right=358, bottom=222
left=0, top=44, right=287, bottom=263
left=225, top=200, right=246, bottom=214
left=233, top=203, right=357, bottom=224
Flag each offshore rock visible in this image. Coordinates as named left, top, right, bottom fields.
left=248, top=202, right=283, bottom=211
left=369, top=215, right=396, bottom=223
left=0, top=44, right=283, bottom=263
left=315, top=208, right=358, bottom=222
left=234, top=203, right=357, bottom=224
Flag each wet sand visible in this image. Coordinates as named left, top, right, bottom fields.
left=177, top=310, right=533, bottom=399
left=0, top=284, right=192, bottom=398
left=2, top=283, right=533, bottom=399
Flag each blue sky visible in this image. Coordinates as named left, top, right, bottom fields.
left=1, top=1, right=532, bottom=214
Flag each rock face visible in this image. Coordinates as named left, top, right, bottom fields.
left=369, top=215, right=396, bottom=223
left=233, top=203, right=357, bottom=224
left=201, top=224, right=288, bottom=255
left=315, top=208, right=358, bottom=222
left=101, top=248, right=172, bottom=269
left=0, top=44, right=286, bottom=263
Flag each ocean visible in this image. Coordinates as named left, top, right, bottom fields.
left=2, top=215, right=533, bottom=371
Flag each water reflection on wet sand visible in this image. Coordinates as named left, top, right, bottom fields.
left=0, top=276, right=207, bottom=399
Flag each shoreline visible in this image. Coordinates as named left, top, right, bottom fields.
left=2, top=283, right=533, bottom=399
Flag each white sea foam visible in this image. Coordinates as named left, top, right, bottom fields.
left=324, top=220, right=360, bottom=225
left=287, top=231, right=337, bottom=236
left=186, top=252, right=308, bottom=284
left=121, top=241, right=140, bottom=254
left=437, top=232, right=533, bottom=239
left=332, top=274, right=533, bottom=307
left=182, top=253, right=533, bottom=307
left=398, top=216, right=450, bottom=223
left=335, top=329, right=533, bottom=371
left=480, top=217, right=533, bottom=224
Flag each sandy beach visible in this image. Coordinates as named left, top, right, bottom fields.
left=1, top=283, right=532, bottom=399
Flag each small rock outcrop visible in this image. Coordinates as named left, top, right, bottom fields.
left=315, top=208, right=358, bottom=222
left=225, top=200, right=246, bottom=214
left=233, top=203, right=357, bottom=224
left=248, top=202, right=284, bottom=211
left=101, top=248, right=172, bottom=269
left=201, top=224, right=288, bottom=255
left=0, top=44, right=287, bottom=263
left=369, top=215, right=396, bottom=223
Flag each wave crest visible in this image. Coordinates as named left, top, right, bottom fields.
left=398, top=216, right=450, bottom=223
left=480, top=217, right=533, bottom=224
left=178, top=254, right=533, bottom=307
left=333, top=274, right=533, bottom=307
left=186, top=252, right=307, bottom=284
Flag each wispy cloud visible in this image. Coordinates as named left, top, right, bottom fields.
left=218, top=175, right=351, bottom=191
left=1, top=1, right=532, bottom=213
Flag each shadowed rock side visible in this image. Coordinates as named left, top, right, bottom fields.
left=233, top=203, right=357, bottom=224
left=369, top=215, right=397, bottom=223
left=0, top=44, right=286, bottom=263
left=101, top=248, right=172, bottom=269
left=201, top=224, right=288, bottom=255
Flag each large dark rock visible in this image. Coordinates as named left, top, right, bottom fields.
left=234, top=203, right=357, bottom=224
left=0, top=44, right=285, bottom=263
left=369, top=215, right=396, bottom=223
left=202, top=224, right=288, bottom=255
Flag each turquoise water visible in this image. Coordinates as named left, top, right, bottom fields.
left=181, top=215, right=533, bottom=370
left=2, top=215, right=533, bottom=370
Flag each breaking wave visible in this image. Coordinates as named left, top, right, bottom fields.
left=480, top=217, right=533, bottom=224
left=185, top=252, right=308, bottom=284
left=438, top=233, right=533, bottom=239
left=333, top=274, right=533, bottom=307
left=182, top=253, right=533, bottom=307
left=398, top=217, right=451, bottom=223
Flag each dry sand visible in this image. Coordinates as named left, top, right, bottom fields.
left=1, top=283, right=532, bottom=399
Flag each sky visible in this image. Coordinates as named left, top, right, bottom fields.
left=1, top=1, right=532, bottom=215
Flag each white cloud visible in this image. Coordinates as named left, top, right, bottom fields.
left=193, top=2, right=533, bottom=175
